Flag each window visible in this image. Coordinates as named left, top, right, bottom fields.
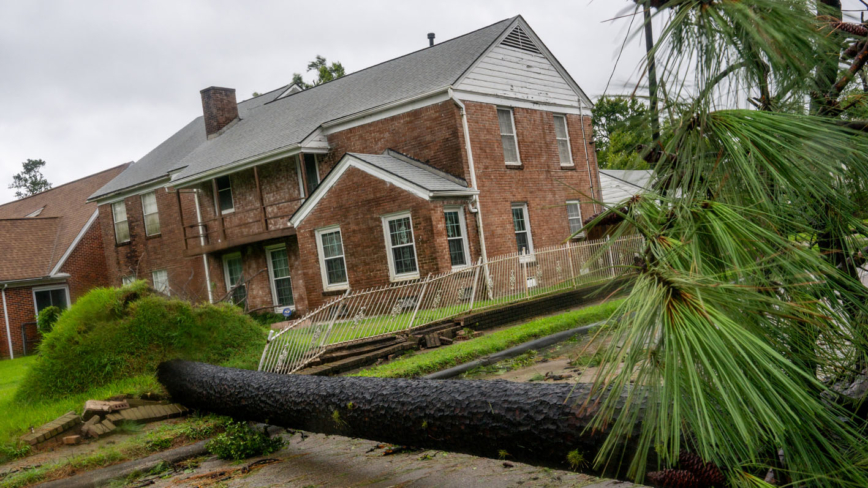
left=266, top=245, right=294, bottom=309
left=122, top=276, right=135, bottom=286
left=316, top=227, right=348, bottom=290
left=152, top=269, right=169, bottom=295
left=112, top=201, right=130, bottom=244
left=444, top=207, right=470, bottom=268
left=566, top=200, right=585, bottom=237
left=223, top=253, right=247, bottom=305
left=215, top=176, right=234, bottom=214
left=141, top=192, right=161, bottom=236
left=33, top=285, right=69, bottom=314
left=511, top=203, right=534, bottom=254
left=554, top=115, right=573, bottom=166
left=382, top=213, right=419, bottom=280
left=497, top=108, right=520, bottom=165
left=303, top=154, right=320, bottom=194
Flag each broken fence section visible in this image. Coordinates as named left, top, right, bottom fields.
left=258, top=234, right=643, bottom=374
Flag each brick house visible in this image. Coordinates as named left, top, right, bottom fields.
left=0, top=164, right=129, bottom=358
left=89, top=16, right=602, bottom=315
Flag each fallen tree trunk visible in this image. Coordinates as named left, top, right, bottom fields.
left=157, top=360, right=643, bottom=478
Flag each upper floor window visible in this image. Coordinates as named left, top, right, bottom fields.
left=215, top=176, right=234, bottom=214
left=141, top=192, right=161, bottom=236
left=511, top=203, right=534, bottom=254
left=266, top=245, right=294, bottom=309
left=497, top=108, right=521, bottom=165
left=316, top=226, right=348, bottom=290
left=304, top=154, right=321, bottom=194
left=112, top=201, right=130, bottom=244
left=152, top=269, right=169, bottom=295
left=554, top=115, right=573, bottom=166
left=382, top=212, right=419, bottom=280
left=566, top=200, right=585, bottom=237
left=444, top=207, right=470, bottom=269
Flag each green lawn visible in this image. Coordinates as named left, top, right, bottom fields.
left=353, top=298, right=623, bottom=378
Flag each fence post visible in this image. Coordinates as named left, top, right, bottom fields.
left=468, top=257, right=482, bottom=312
left=607, top=235, right=617, bottom=277
left=522, top=249, right=529, bottom=299
left=318, top=288, right=351, bottom=348
left=565, top=242, right=576, bottom=288
left=407, top=274, right=432, bottom=330
left=257, top=329, right=276, bottom=371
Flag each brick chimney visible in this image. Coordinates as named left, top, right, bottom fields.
left=200, top=86, right=238, bottom=138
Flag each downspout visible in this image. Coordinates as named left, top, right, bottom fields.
left=578, top=103, right=599, bottom=214
left=194, top=190, right=214, bottom=304
left=449, top=88, right=488, bottom=265
left=2, top=284, right=13, bottom=360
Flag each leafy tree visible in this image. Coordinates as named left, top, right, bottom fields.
left=591, top=96, right=649, bottom=169
left=581, top=1, right=868, bottom=486
left=9, top=159, right=51, bottom=199
left=292, top=55, right=346, bottom=90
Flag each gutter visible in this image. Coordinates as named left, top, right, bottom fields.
left=321, top=87, right=452, bottom=132
left=3, top=284, right=13, bottom=360
left=167, top=144, right=302, bottom=189
left=193, top=190, right=214, bottom=304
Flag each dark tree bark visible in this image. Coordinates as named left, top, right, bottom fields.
left=157, top=360, right=644, bottom=478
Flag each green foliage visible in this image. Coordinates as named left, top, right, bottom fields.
left=292, top=55, right=345, bottom=90
left=14, top=281, right=266, bottom=402
left=249, top=311, right=286, bottom=328
left=8, top=158, right=51, bottom=199
left=36, top=306, right=62, bottom=335
left=205, top=420, right=285, bottom=461
left=355, top=300, right=622, bottom=378
left=592, top=96, right=649, bottom=169
left=567, top=449, right=586, bottom=471
left=0, top=442, right=30, bottom=461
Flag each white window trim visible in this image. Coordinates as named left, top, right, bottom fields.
left=216, top=176, right=235, bottom=214
left=151, top=269, right=169, bottom=295
left=112, top=201, right=130, bottom=244
left=444, top=206, right=471, bottom=270
left=141, top=191, right=161, bottom=236
left=295, top=155, right=306, bottom=199
left=381, top=211, right=421, bottom=282
left=511, top=203, right=535, bottom=260
left=32, top=284, right=71, bottom=314
left=265, top=243, right=295, bottom=312
left=498, top=107, right=522, bottom=166
left=222, top=252, right=243, bottom=292
left=315, top=225, right=349, bottom=291
left=554, top=114, right=574, bottom=167
left=566, top=200, right=585, bottom=238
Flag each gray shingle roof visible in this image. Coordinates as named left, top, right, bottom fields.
left=349, top=151, right=472, bottom=193
left=91, top=17, right=515, bottom=200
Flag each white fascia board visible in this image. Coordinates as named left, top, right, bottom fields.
left=168, top=144, right=302, bottom=189
left=90, top=177, right=172, bottom=205
left=430, top=190, right=479, bottom=198
left=321, top=88, right=452, bottom=135
left=300, top=128, right=331, bottom=152
left=290, top=155, right=434, bottom=227
left=49, top=209, right=99, bottom=276
left=0, top=274, right=70, bottom=288
left=452, top=89, right=583, bottom=115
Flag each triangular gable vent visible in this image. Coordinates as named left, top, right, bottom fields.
left=500, top=26, right=542, bottom=55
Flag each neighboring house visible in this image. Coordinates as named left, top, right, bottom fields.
left=0, top=164, right=129, bottom=359
left=599, top=170, right=652, bottom=204
left=89, top=16, right=603, bottom=315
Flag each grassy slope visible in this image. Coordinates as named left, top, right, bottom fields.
left=354, top=299, right=622, bottom=378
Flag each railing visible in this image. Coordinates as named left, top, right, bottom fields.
left=258, top=234, right=644, bottom=374
left=182, top=197, right=304, bottom=250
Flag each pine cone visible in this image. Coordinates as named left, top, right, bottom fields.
left=832, top=22, right=868, bottom=38
left=647, top=469, right=703, bottom=488
left=678, top=451, right=726, bottom=486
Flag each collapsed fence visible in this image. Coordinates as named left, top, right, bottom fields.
left=259, top=234, right=643, bottom=374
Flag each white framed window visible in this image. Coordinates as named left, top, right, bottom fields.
left=444, top=207, right=470, bottom=269
left=112, top=201, right=130, bottom=244
left=554, top=114, right=573, bottom=166
left=303, top=154, right=321, bottom=194
left=32, top=285, right=70, bottom=314
left=222, top=253, right=247, bottom=305
left=215, top=176, right=234, bottom=214
left=511, top=203, right=534, bottom=255
left=122, top=275, right=136, bottom=286
left=316, top=226, right=348, bottom=290
left=497, top=107, right=521, bottom=165
left=141, top=192, right=161, bottom=236
left=266, top=244, right=295, bottom=311
left=382, top=212, right=420, bottom=281
left=566, top=200, right=585, bottom=237
left=152, top=269, right=169, bottom=295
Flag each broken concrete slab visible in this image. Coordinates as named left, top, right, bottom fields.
left=83, top=400, right=129, bottom=420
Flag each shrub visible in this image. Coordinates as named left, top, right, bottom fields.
left=15, top=281, right=267, bottom=402
left=205, top=420, right=285, bottom=460
left=36, top=306, right=62, bottom=335
left=249, top=311, right=287, bottom=328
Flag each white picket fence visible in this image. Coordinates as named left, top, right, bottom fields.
left=258, top=235, right=643, bottom=374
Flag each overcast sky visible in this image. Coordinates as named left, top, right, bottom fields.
left=0, top=1, right=865, bottom=204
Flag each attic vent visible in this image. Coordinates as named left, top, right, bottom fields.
left=501, top=26, right=542, bottom=55
left=26, top=207, right=44, bottom=218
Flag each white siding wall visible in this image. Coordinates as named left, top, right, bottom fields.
left=456, top=45, right=580, bottom=106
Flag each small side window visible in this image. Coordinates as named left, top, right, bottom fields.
left=215, top=176, right=234, bottom=214
left=112, top=201, right=130, bottom=244
left=554, top=115, right=573, bottom=166
left=497, top=108, right=521, bottom=165
left=141, top=192, right=161, bottom=236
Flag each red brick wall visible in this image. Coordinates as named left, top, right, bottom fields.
left=464, top=102, right=601, bottom=258
left=0, top=286, right=41, bottom=358
left=60, top=220, right=110, bottom=301
left=98, top=188, right=208, bottom=302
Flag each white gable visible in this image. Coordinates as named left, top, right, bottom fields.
left=455, top=25, right=582, bottom=107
